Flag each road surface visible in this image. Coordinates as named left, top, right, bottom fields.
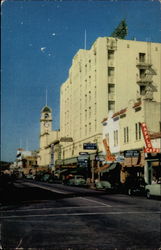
left=0, top=180, right=161, bottom=249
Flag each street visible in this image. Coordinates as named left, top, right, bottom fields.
left=0, top=180, right=161, bottom=250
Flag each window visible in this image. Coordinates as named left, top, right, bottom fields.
left=108, top=67, right=114, bottom=76
left=95, top=119, right=97, bottom=132
left=139, top=53, right=146, bottom=63
left=108, top=84, right=115, bottom=93
left=79, top=62, right=81, bottom=72
left=108, top=50, right=114, bottom=60
left=139, top=69, right=146, bottom=79
left=89, top=91, right=91, bottom=102
left=85, top=64, right=87, bottom=74
left=89, top=123, right=91, bottom=134
left=114, top=130, right=118, bottom=146
left=89, top=107, right=91, bottom=118
left=140, top=85, right=146, bottom=95
left=85, top=79, right=87, bottom=90
left=89, top=60, right=91, bottom=70
left=135, top=123, right=141, bottom=140
left=85, top=94, right=87, bottom=106
left=85, top=109, right=87, bottom=120
left=85, top=125, right=87, bottom=136
left=108, top=101, right=115, bottom=111
left=124, top=127, right=129, bottom=143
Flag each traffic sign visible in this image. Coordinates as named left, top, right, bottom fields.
left=83, top=143, right=97, bottom=150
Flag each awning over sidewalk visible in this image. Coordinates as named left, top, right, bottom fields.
left=95, top=163, right=117, bottom=173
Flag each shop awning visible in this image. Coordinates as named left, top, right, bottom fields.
left=55, top=169, right=69, bottom=175
left=95, top=163, right=117, bottom=173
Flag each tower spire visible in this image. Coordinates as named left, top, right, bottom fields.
left=45, top=89, right=48, bottom=106
left=84, top=29, right=87, bottom=50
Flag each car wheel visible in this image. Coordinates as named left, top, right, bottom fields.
left=128, top=189, right=133, bottom=196
left=146, top=190, right=151, bottom=199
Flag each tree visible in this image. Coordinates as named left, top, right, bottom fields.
left=111, top=19, right=128, bottom=39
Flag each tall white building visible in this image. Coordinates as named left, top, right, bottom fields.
left=60, top=37, right=161, bottom=162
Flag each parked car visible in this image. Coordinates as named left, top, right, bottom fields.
left=67, top=175, right=86, bottom=186
left=26, top=174, right=35, bottom=180
left=34, top=172, right=45, bottom=181
left=123, top=176, right=147, bottom=196
left=95, top=180, right=112, bottom=191
left=41, top=173, right=50, bottom=182
left=145, top=183, right=161, bottom=199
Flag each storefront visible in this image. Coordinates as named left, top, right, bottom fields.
left=120, top=149, right=145, bottom=183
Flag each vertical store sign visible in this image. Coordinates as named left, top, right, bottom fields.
left=140, top=122, right=160, bottom=153
left=140, top=122, right=152, bottom=149
left=103, top=139, right=116, bottom=161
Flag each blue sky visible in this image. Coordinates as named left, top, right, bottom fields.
left=1, top=0, right=161, bottom=162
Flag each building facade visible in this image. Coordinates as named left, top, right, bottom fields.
left=102, top=99, right=161, bottom=182
left=16, top=148, right=38, bottom=175
left=60, top=37, right=161, bottom=162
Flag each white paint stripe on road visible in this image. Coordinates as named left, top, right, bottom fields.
left=22, top=183, right=111, bottom=207
left=0, top=205, right=110, bottom=213
left=79, top=197, right=112, bottom=207
left=23, top=182, right=70, bottom=195
left=1, top=211, right=160, bottom=219
left=15, top=237, right=23, bottom=249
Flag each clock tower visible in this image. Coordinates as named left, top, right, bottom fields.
left=40, top=106, right=52, bottom=148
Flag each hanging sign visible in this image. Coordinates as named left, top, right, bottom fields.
left=83, top=143, right=97, bottom=150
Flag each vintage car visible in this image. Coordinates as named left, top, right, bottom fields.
left=145, top=183, right=161, bottom=199
left=95, top=180, right=112, bottom=191
left=123, top=176, right=147, bottom=196
left=67, top=175, right=86, bottom=186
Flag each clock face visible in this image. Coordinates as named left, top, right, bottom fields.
left=44, top=122, right=49, bottom=128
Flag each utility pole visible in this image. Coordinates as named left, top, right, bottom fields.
left=91, top=160, right=95, bottom=186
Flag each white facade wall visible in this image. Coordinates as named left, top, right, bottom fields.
left=102, top=111, right=120, bottom=155
left=102, top=100, right=161, bottom=155
left=60, top=37, right=161, bottom=160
